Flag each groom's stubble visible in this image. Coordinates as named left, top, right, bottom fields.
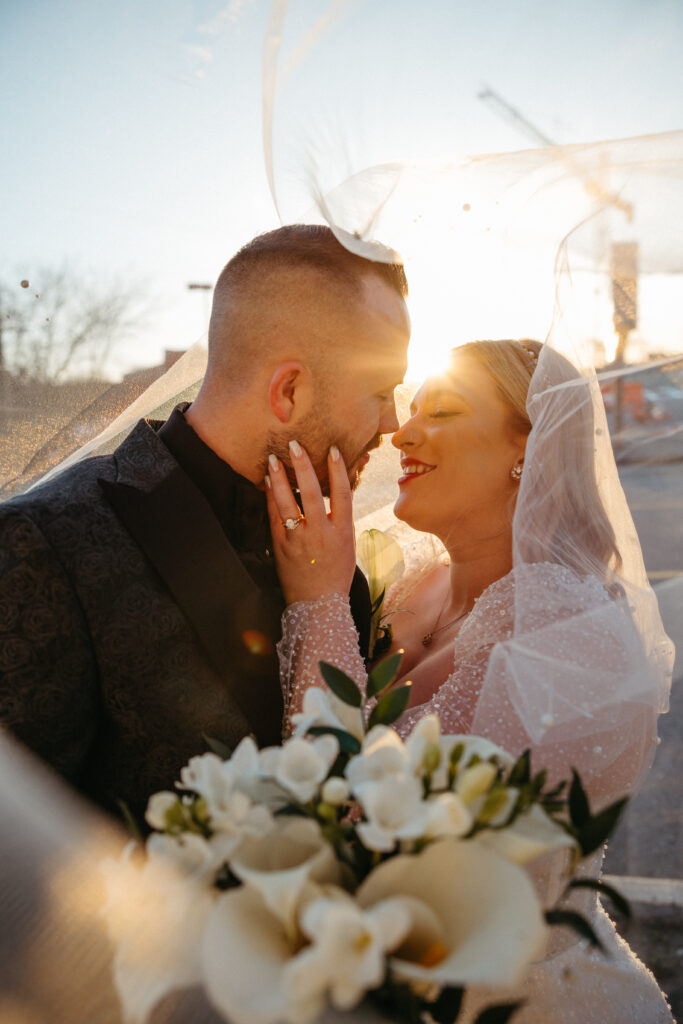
left=264, top=412, right=383, bottom=496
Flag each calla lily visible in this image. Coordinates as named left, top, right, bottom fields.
left=357, top=838, right=548, bottom=989
left=475, top=803, right=577, bottom=865
left=203, top=883, right=318, bottom=1024
left=102, top=838, right=217, bottom=1024
left=345, top=726, right=410, bottom=793
left=230, top=818, right=340, bottom=936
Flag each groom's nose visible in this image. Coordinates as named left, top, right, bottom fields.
left=379, top=396, right=400, bottom=434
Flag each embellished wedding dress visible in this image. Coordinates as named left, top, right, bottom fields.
left=278, top=562, right=675, bottom=1024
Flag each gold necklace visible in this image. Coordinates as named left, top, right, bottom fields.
left=421, top=595, right=469, bottom=647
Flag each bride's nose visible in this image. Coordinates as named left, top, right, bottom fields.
left=392, top=415, right=420, bottom=449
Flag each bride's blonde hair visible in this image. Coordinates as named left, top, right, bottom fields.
left=454, top=339, right=621, bottom=577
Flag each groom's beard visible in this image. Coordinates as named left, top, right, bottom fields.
left=264, top=425, right=382, bottom=497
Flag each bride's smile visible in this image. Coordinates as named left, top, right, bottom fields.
left=391, top=354, right=526, bottom=544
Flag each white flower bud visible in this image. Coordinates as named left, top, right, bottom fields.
left=456, top=762, right=498, bottom=805
left=321, top=777, right=350, bottom=805
left=145, top=790, right=179, bottom=830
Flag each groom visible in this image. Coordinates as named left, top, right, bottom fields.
left=0, top=225, right=410, bottom=819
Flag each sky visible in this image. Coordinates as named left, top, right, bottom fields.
left=1, top=0, right=682, bottom=379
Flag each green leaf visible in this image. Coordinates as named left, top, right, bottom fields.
left=203, top=734, right=234, bottom=760
left=576, top=796, right=628, bottom=856
left=474, top=1002, right=525, bottom=1024
left=567, top=878, right=631, bottom=918
left=507, top=749, right=531, bottom=787
left=544, top=779, right=568, bottom=800
left=430, top=986, right=464, bottom=1023
left=318, top=661, right=363, bottom=707
left=367, top=650, right=404, bottom=698
left=370, top=588, right=386, bottom=616
left=568, top=769, right=590, bottom=828
left=307, top=725, right=361, bottom=755
left=545, top=910, right=603, bottom=950
left=368, top=683, right=412, bottom=728
left=116, top=799, right=143, bottom=843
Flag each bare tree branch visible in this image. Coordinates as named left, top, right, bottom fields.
left=0, top=267, right=152, bottom=384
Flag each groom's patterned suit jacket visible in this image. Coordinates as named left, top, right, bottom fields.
left=0, top=412, right=371, bottom=819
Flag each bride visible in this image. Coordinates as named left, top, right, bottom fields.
left=265, top=336, right=674, bottom=1023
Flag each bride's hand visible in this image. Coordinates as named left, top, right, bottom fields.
left=265, top=441, right=356, bottom=605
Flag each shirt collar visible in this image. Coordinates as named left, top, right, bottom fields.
left=157, top=403, right=269, bottom=551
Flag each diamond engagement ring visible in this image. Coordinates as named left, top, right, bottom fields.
left=282, top=515, right=305, bottom=531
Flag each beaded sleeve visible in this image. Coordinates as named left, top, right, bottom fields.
left=277, top=593, right=368, bottom=737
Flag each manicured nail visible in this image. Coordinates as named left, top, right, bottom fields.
left=329, top=445, right=340, bottom=462
left=264, top=474, right=271, bottom=489
left=289, top=439, right=302, bottom=458
left=268, top=453, right=279, bottom=471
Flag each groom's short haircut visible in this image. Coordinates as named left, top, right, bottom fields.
left=206, top=225, right=408, bottom=392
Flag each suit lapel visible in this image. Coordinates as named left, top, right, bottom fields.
left=99, top=422, right=283, bottom=745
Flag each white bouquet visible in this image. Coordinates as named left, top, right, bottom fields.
left=103, top=655, right=627, bottom=1024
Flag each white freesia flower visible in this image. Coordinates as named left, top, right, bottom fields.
left=178, top=751, right=232, bottom=800
left=345, top=725, right=410, bottom=793
left=176, top=750, right=275, bottom=840
left=321, top=776, right=350, bottom=805
left=263, top=734, right=340, bottom=804
left=286, top=894, right=411, bottom=1013
left=356, top=774, right=429, bottom=852
left=102, top=837, right=217, bottom=1024
left=230, top=817, right=340, bottom=936
left=144, top=790, right=178, bottom=830
left=424, top=792, right=473, bottom=839
left=357, top=838, right=548, bottom=989
left=475, top=803, right=576, bottom=865
left=405, top=714, right=442, bottom=773
left=291, top=686, right=365, bottom=743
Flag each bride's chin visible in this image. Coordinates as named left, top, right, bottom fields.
left=393, top=495, right=433, bottom=532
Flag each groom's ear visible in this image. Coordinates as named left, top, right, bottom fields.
left=268, top=361, right=310, bottom=423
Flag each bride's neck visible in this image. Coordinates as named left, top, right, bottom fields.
left=443, top=533, right=513, bottom=614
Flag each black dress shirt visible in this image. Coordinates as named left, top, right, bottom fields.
left=158, top=404, right=284, bottom=618
left=157, top=404, right=371, bottom=661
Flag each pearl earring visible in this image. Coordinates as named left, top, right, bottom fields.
left=510, top=464, right=523, bottom=480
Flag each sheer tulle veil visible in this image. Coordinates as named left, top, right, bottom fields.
left=1, top=1, right=681, bottom=1020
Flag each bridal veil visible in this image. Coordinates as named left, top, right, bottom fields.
left=1, top=1, right=681, bottom=1021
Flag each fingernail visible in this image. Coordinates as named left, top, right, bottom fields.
left=268, top=453, right=279, bottom=471
left=264, top=474, right=271, bottom=489
left=329, top=445, right=340, bottom=462
left=289, top=439, right=302, bottom=458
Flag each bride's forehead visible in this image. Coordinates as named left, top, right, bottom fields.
left=415, top=357, right=488, bottom=402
